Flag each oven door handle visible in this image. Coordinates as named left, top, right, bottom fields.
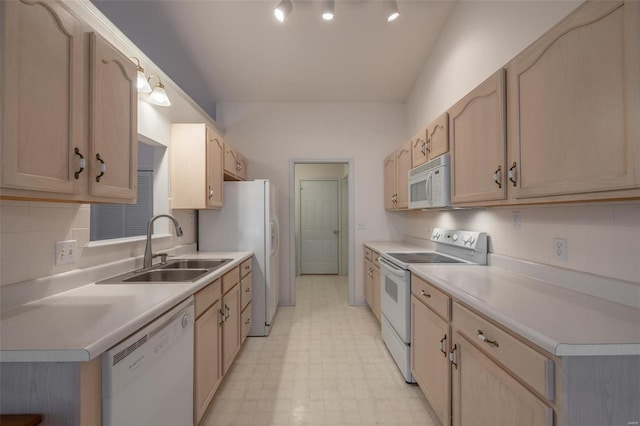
left=379, top=257, right=406, bottom=277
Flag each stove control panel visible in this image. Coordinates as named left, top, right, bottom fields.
left=431, top=228, right=487, bottom=252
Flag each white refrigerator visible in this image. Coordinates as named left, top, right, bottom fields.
left=198, top=180, right=280, bottom=336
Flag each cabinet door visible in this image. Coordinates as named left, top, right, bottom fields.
left=364, top=258, right=373, bottom=309
left=223, top=143, right=238, bottom=178
left=88, top=33, right=137, bottom=200
left=451, top=333, right=553, bottom=426
left=383, top=153, right=396, bottom=210
left=222, top=284, right=241, bottom=375
left=412, top=131, right=428, bottom=168
left=507, top=1, right=640, bottom=198
left=1, top=0, right=84, bottom=195
left=371, top=265, right=381, bottom=323
left=411, top=296, right=450, bottom=426
left=427, top=112, right=449, bottom=161
left=450, top=70, right=507, bottom=204
left=194, top=301, right=222, bottom=424
left=395, top=141, right=412, bottom=209
left=206, top=127, right=224, bottom=208
left=237, top=152, right=248, bottom=181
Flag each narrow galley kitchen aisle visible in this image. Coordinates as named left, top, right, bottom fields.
left=202, top=275, right=438, bottom=426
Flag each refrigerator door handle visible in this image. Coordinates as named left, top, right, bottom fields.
left=270, top=217, right=280, bottom=256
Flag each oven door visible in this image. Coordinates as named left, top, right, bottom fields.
left=379, top=257, right=411, bottom=343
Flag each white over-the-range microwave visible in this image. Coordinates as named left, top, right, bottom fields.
left=408, top=153, right=451, bottom=209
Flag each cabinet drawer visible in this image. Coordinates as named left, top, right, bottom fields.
left=241, top=272, right=252, bottom=310
left=195, top=279, right=221, bottom=318
left=453, top=302, right=555, bottom=400
left=364, top=247, right=373, bottom=261
left=240, top=258, right=252, bottom=278
left=241, top=303, right=252, bottom=343
left=222, top=266, right=240, bottom=294
left=411, top=275, right=450, bottom=321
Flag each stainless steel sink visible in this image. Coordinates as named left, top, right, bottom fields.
left=122, top=269, right=210, bottom=283
left=159, top=259, right=231, bottom=270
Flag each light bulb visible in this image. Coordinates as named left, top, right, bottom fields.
left=322, top=0, right=334, bottom=21
left=274, top=0, right=292, bottom=23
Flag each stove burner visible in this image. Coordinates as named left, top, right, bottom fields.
left=386, top=252, right=466, bottom=264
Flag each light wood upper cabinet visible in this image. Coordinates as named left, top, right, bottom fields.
left=506, top=0, right=640, bottom=199
left=171, top=123, right=224, bottom=209
left=427, top=112, right=449, bottom=161
left=88, top=33, right=137, bottom=200
left=1, top=1, right=138, bottom=203
left=384, top=141, right=412, bottom=210
left=451, top=332, right=553, bottom=426
left=411, top=130, right=428, bottom=168
left=1, top=0, right=84, bottom=195
left=223, top=142, right=248, bottom=181
left=449, top=70, right=507, bottom=204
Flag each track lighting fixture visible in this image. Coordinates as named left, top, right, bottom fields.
left=274, top=0, right=292, bottom=23
left=322, top=0, right=334, bottom=21
left=146, top=74, right=171, bottom=107
left=385, top=0, right=400, bottom=22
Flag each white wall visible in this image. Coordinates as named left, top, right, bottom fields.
left=404, top=0, right=640, bottom=285
left=216, top=103, right=407, bottom=305
left=294, top=163, right=349, bottom=276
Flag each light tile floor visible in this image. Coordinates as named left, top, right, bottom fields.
left=202, top=275, right=438, bottom=426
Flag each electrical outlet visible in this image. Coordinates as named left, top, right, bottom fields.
left=552, top=238, right=567, bottom=261
left=357, top=222, right=366, bottom=230
left=512, top=211, right=521, bottom=230
left=55, top=240, right=77, bottom=265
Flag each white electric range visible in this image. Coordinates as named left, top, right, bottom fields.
left=379, top=228, right=488, bottom=382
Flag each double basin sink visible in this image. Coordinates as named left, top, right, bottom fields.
left=97, top=258, right=232, bottom=284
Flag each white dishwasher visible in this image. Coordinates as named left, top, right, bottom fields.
left=102, top=297, right=195, bottom=426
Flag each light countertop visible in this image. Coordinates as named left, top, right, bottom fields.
left=0, top=251, right=252, bottom=363
left=363, top=240, right=640, bottom=357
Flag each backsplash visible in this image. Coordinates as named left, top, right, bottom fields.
left=0, top=200, right=196, bottom=286
left=406, top=201, right=640, bottom=284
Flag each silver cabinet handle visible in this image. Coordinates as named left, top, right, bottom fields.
left=421, top=289, right=431, bottom=298
left=439, top=335, right=447, bottom=356
left=478, top=330, right=499, bottom=347
left=508, top=162, right=517, bottom=187
left=219, top=309, right=225, bottom=325
left=74, top=148, right=85, bottom=179
left=245, top=317, right=251, bottom=325
left=245, top=286, right=251, bottom=293
left=95, top=153, right=106, bottom=182
left=225, top=304, right=230, bottom=320
left=208, top=185, right=214, bottom=199
left=493, top=165, right=502, bottom=189
left=449, top=344, right=458, bottom=369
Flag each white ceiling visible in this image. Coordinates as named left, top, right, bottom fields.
left=92, top=0, right=456, bottom=115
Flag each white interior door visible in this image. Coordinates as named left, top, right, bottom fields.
left=300, top=179, right=339, bottom=274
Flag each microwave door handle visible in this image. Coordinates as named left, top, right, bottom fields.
left=427, top=173, right=433, bottom=205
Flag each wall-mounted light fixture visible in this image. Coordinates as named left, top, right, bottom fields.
left=274, top=0, right=293, bottom=23
left=146, top=74, right=171, bottom=107
left=322, top=0, right=335, bottom=21
left=130, top=57, right=152, bottom=93
left=384, top=0, right=400, bottom=22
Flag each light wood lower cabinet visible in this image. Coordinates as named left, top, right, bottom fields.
left=363, top=247, right=381, bottom=323
left=451, top=331, right=553, bottom=426
left=411, top=295, right=451, bottom=426
left=194, top=298, right=222, bottom=424
left=222, top=280, right=241, bottom=375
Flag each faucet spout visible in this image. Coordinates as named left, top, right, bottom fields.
left=143, top=214, right=183, bottom=269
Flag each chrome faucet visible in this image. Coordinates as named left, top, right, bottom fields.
left=143, top=214, right=184, bottom=269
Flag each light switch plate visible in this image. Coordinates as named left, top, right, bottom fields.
left=552, top=238, right=567, bottom=261
left=55, top=240, right=77, bottom=265
left=357, top=223, right=366, bottom=230
left=512, top=211, right=521, bottom=230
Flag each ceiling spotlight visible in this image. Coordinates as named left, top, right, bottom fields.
left=274, top=0, right=292, bottom=23
left=322, top=0, right=334, bottom=21
left=147, top=74, right=171, bottom=107
left=385, top=0, right=400, bottom=22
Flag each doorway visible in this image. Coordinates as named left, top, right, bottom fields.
left=299, top=179, right=340, bottom=274
left=290, top=160, right=354, bottom=305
